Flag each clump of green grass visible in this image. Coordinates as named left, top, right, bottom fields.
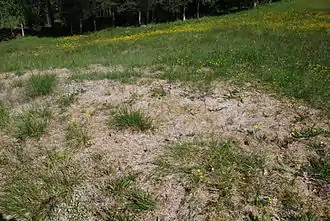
left=98, top=175, right=156, bottom=220
left=0, top=102, right=10, bottom=129
left=66, top=118, right=91, bottom=148
left=26, top=74, right=57, bottom=98
left=0, top=145, right=83, bottom=220
left=111, top=106, right=153, bottom=131
left=14, top=106, right=51, bottom=140
left=57, top=93, right=76, bottom=109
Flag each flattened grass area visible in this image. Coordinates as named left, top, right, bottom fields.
left=0, top=0, right=329, bottom=113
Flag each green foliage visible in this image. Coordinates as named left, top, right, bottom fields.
left=0, top=146, right=83, bottom=220
left=14, top=106, right=51, bottom=140
left=26, top=74, right=57, bottom=98
left=111, top=106, right=153, bottom=131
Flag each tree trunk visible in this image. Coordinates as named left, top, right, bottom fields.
left=146, top=10, right=149, bottom=24
left=138, top=10, right=142, bottom=25
left=183, top=6, right=186, bottom=21
left=197, top=2, right=200, bottom=18
left=80, top=20, right=83, bottom=33
left=10, top=28, right=14, bottom=37
left=93, top=19, right=97, bottom=31
left=70, top=23, right=73, bottom=35
left=253, top=0, right=258, bottom=7
left=21, top=23, right=25, bottom=37
left=112, top=8, right=115, bottom=27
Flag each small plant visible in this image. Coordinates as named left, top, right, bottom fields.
left=111, top=106, right=153, bottom=131
left=26, top=74, right=57, bottom=98
left=57, top=93, right=76, bottom=109
left=0, top=102, right=10, bottom=129
left=66, top=113, right=91, bottom=148
left=14, top=106, right=51, bottom=140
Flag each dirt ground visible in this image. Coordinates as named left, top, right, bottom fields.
left=0, top=65, right=329, bottom=221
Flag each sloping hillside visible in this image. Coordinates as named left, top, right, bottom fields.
left=0, top=0, right=329, bottom=220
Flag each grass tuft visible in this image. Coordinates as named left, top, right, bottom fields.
left=57, top=93, right=76, bottom=109
left=14, top=106, right=51, bottom=140
left=66, top=118, right=91, bottom=149
left=126, top=190, right=156, bottom=212
left=0, top=102, right=10, bottom=129
left=111, top=106, right=153, bottom=131
left=26, top=74, right=57, bottom=98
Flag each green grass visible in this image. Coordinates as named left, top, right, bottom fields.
left=111, top=106, right=153, bottom=131
left=0, top=0, right=328, bottom=113
left=0, top=146, right=83, bottom=220
left=71, top=70, right=141, bottom=83
left=14, top=106, right=51, bottom=140
left=26, top=74, right=57, bottom=98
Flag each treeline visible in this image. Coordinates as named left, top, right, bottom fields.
left=0, top=0, right=273, bottom=37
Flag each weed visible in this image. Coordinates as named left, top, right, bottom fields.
left=14, top=106, right=51, bottom=140
left=111, top=106, right=153, bottom=131
left=0, top=145, right=83, bottom=220
left=57, top=93, right=76, bottom=109
left=66, top=117, right=91, bottom=149
left=26, top=74, right=57, bottom=98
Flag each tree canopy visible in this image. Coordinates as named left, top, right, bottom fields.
left=0, top=0, right=273, bottom=36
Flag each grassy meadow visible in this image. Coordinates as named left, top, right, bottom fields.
left=1, top=0, right=330, bottom=112
left=0, top=0, right=330, bottom=220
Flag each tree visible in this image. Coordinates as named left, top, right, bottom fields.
left=0, top=0, right=25, bottom=36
